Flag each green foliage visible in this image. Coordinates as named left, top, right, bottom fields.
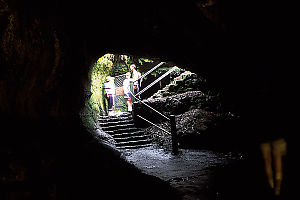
left=138, top=58, right=153, bottom=65
left=88, top=53, right=154, bottom=117
left=90, top=54, right=115, bottom=116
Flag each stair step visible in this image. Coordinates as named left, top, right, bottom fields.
left=102, top=123, right=135, bottom=131
left=116, top=139, right=152, bottom=147
left=117, top=143, right=152, bottom=149
left=114, top=135, right=150, bottom=142
left=104, top=130, right=114, bottom=135
left=99, top=120, right=134, bottom=127
left=98, top=118, right=131, bottom=124
left=112, top=127, right=140, bottom=134
left=99, top=113, right=131, bottom=118
left=99, top=115, right=132, bottom=121
left=112, top=130, right=146, bottom=137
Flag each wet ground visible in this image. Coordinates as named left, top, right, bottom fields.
left=121, top=145, right=245, bottom=200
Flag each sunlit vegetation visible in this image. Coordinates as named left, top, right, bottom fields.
left=90, top=54, right=115, bottom=115
left=88, top=53, right=153, bottom=117
left=82, top=53, right=192, bottom=131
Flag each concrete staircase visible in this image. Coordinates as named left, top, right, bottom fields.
left=98, top=113, right=152, bottom=149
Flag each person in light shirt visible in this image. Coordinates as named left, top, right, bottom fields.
left=130, top=64, right=142, bottom=96
left=123, top=72, right=132, bottom=112
left=104, top=76, right=115, bottom=115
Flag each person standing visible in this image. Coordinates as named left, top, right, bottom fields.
left=130, top=64, right=142, bottom=97
left=123, top=72, right=132, bottom=112
left=104, top=76, right=116, bottom=116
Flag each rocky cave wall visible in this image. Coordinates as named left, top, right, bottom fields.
left=0, top=0, right=294, bottom=199
left=1, top=0, right=293, bottom=120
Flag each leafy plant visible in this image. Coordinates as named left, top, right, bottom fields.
left=88, top=53, right=154, bottom=116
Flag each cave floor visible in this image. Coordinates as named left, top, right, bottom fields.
left=121, top=145, right=245, bottom=200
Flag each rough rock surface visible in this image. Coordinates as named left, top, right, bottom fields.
left=144, top=108, right=233, bottom=151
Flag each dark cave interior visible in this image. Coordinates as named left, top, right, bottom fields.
left=0, top=0, right=295, bottom=199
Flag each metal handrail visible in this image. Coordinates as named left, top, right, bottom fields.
left=136, top=66, right=178, bottom=97
left=114, top=62, right=179, bottom=154
left=125, top=64, right=176, bottom=121
left=138, top=61, right=165, bottom=81
left=130, top=81, right=178, bottom=154
left=132, top=93, right=170, bottom=121
left=136, top=115, right=170, bottom=134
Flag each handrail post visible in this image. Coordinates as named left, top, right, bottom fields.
left=170, top=115, right=179, bottom=155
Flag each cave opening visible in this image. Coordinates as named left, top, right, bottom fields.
left=0, top=0, right=292, bottom=199
left=79, top=51, right=224, bottom=153
left=78, top=49, right=231, bottom=153
left=81, top=52, right=213, bottom=136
